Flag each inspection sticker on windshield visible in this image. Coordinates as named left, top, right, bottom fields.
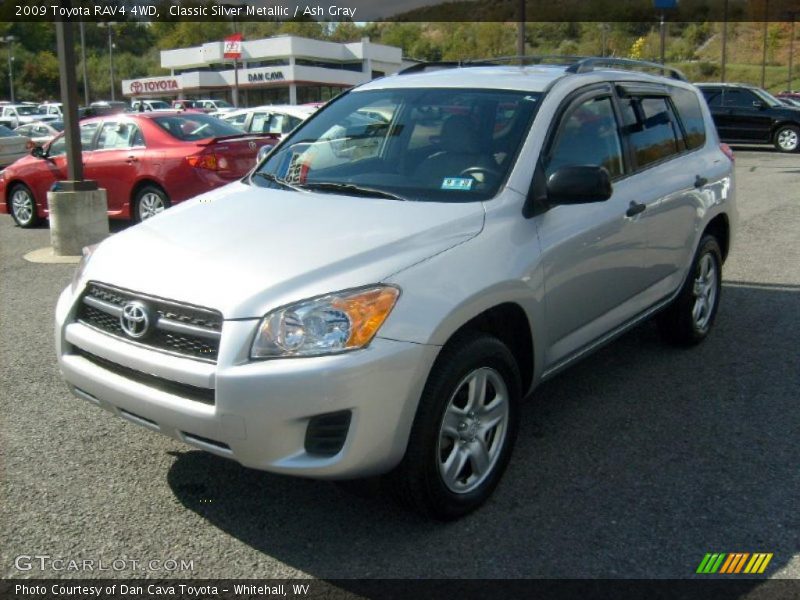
left=441, top=177, right=473, bottom=191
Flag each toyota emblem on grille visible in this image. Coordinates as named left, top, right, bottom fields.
left=120, top=301, right=152, bottom=339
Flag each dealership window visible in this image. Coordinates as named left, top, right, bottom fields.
left=247, top=87, right=290, bottom=106
left=297, top=85, right=346, bottom=104
left=295, top=59, right=363, bottom=72
left=246, top=59, right=289, bottom=68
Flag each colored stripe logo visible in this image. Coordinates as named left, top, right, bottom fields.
left=696, top=553, right=773, bottom=574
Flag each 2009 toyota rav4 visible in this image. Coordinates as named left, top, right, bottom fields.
left=56, top=57, right=736, bottom=520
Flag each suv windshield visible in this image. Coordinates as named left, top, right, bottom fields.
left=253, top=88, right=541, bottom=202
left=15, top=106, right=38, bottom=115
left=152, top=113, right=245, bottom=141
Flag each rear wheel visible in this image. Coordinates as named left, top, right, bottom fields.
left=134, top=185, right=170, bottom=222
left=387, top=332, right=521, bottom=520
left=657, top=235, right=722, bottom=346
left=9, top=183, right=41, bottom=228
left=774, top=125, right=799, bottom=153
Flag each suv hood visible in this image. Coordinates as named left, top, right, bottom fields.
left=83, top=181, right=485, bottom=319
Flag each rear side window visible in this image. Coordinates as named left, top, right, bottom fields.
left=621, top=97, right=682, bottom=168
left=152, top=114, right=243, bottom=141
left=671, top=88, right=707, bottom=150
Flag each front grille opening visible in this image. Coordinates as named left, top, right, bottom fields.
left=74, top=348, right=215, bottom=406
left=182, top=432, right=231, bottom=452
left=76, top=282, right=222, bottom=362
left=304, top=410, right=352, bottom=457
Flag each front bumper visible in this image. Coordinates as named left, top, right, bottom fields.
left=56, top=286, right=439, bottom=478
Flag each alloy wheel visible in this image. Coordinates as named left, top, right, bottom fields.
left=437, top=367, right=510, bottom=494
left=777, top=128, right=799, bottom=152
left=139, top=192, right=166, bottom=220
left=692, top=253, right=718, bottom=332
left=11, top=188, right=34, bottom=225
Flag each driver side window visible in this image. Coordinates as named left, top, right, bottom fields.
left=546, top=96, right=624, bottom=179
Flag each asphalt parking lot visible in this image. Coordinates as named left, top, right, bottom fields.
left=1, top=147, right=798, bottom=581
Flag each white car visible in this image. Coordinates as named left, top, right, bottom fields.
left=38, top=103, right=63, bottom=118
left=14, top=120, right=64, bottom=146
left=222, top=104, right=317, bottom=137
left=130, top=99, right=172, bottom=112
left=0, top=104, right=58, bottom=129
left=0, top=124, right=32, bottom=167
left=195, top=99, right=235, bottom=114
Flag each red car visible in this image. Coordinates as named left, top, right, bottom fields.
left=0, top=112, right=274, bottom=227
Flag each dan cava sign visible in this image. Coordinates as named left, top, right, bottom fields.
left=223, top=33, right=243, bottom=60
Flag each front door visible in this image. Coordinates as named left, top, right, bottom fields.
left=535, top=89, right=650, bottom=366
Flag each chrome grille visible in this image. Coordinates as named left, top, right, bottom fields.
left=76, top=282, right=222, bottom=362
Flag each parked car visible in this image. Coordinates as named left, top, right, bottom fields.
left=38, top=102, right=63, bottom=118
left=90, top=100, right=128, bottom=114
left=55, top=58, right=735, bottom=519
left=696, top=83, right=800, bottom=152
left=221, top=104, right=317, bottom=139
left=0, top=104, right=58, bottom=129
left=777, top=97, right=800, bottom=108
left=171, top=99, right=204, bottom=112
left=1, top=112, right=275, bottom=226
left=0, top=124, right=33, bottom=167
left=14, top=120, right=64, bottom=146
left=776, top=91, right=800, bottom=101
left=194, top=99, right=235, bottom=114
left=130, top=99, right=171, bottom=112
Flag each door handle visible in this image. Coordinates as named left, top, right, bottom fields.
left=126, top=155, right=138, bottom=163
left=626, top=201, right=646, bottom=218
left=694, top=175, right=708, bottom=188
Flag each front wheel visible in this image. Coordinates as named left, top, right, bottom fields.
left=657, top=235, right=723, bottom=346
left=134, top=185, right=171, bottom=222
left=9, top=183, right=41, bottom=228
left=386, top=333, right=521, bottom=520
left=774, top=125, right=799, bottom=153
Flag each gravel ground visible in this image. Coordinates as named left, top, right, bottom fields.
left=1, top=148, right=798, bottom=581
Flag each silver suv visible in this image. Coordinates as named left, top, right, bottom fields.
left=56, top=58, right=736, bottom=519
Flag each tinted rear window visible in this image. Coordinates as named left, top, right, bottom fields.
left=152, top=114, right=244, bottom=141
left=671, top=88, right=707, bottom=150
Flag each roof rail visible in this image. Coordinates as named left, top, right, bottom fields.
left=397, top=61, right=462, bottom=75
left=565, top=57, right=687, bottom=81
left=397, top=56, right=688, bottom=82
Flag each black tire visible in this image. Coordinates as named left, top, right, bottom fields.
left=657, top=235, right=723, bottom=346
left=134, top=185, right=171, bottom=222
left=386, top=332, right=521, bottom=520
left=8, top=183, right=41, bottom=228
left=773, top=124, right=800, bottom=153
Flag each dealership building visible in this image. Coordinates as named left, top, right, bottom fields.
left=121, top=35, right=406, bottom=106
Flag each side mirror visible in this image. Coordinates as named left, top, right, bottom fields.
left=546, top=165, right=613, bottom=205
left=256, top=144, right=273, bottom=163
left=30, top=145, right=45, bottom=159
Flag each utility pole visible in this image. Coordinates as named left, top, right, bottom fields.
left=659, top=13, right=666, bottom=64
left=79, top=21, right=90, bottom=105
left=2, top=36, right=16, bottom=103
left=517, top=0, right=525, bottom=64
left=789, top=16, right=796, bottom=92
left=98, top=22, right=117, bottom=101
left=721, top=0, right=729, bottom=82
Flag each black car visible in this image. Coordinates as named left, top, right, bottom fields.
left=696, top=83, right=800, bottom=153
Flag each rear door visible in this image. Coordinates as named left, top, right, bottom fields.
left=84, top=120, right=146, bottom=214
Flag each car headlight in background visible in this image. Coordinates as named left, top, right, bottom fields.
left=251, top=285, right=400, bottom=359
left=70, top=244, right=98, bottom=293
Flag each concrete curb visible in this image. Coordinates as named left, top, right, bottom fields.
left=23, top=247, right=81, bottom=264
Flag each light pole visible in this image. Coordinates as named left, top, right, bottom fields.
left=789, top=14, right=797, bottom=92
left=98, top=22, right=117, bottom=101
left=2, top=35, right=16, bottom=103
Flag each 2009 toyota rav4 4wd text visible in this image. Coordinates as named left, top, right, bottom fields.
left=56, top=57, right=736, bottom=520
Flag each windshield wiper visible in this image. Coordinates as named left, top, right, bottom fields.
left=253, top=171, right=305, bottom=192
left=298, top=181, right=408, bottom=201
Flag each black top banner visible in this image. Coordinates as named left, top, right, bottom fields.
left=2, top=0, right=800, bottom=22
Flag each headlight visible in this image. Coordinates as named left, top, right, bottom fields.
left=70, top=244, right=98, bottom=293
left=250, top=285, right=400, bottom=359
